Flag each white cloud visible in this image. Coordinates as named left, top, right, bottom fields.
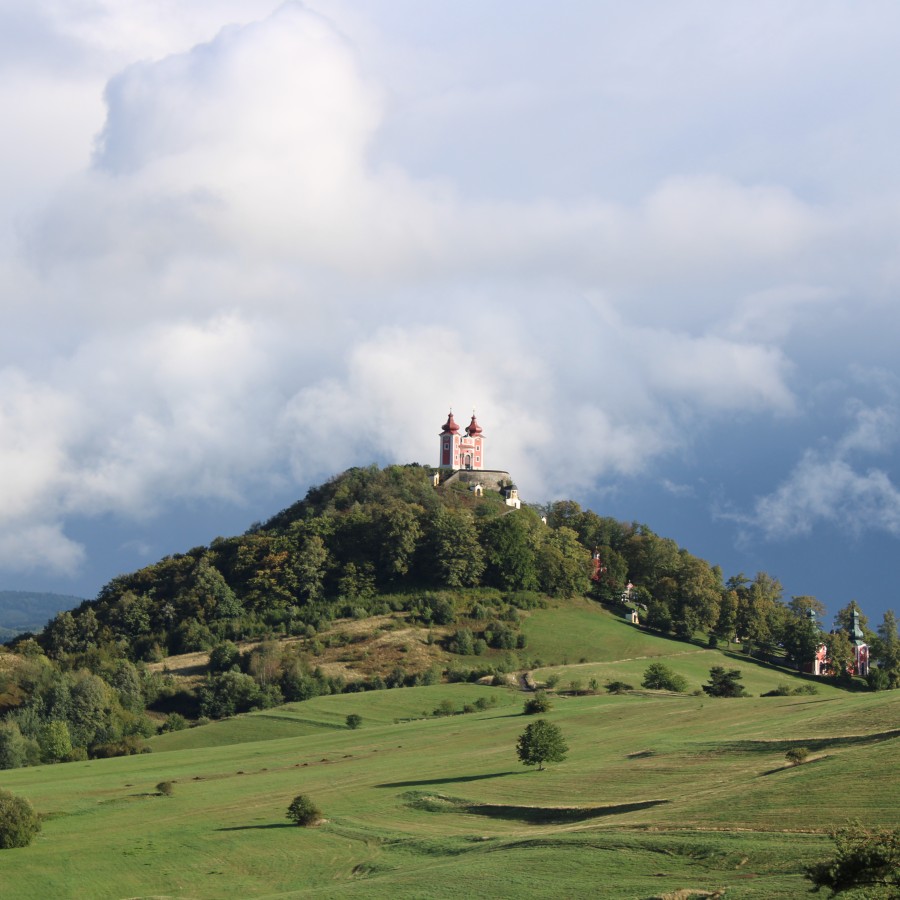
left=740, top=401, right=900, bottom=540
left=2, top=3, right=900, bottom=582
left=0, top=523, right=85, bottom=577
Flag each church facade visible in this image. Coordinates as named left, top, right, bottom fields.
left=438, top=410, right=485, bottom=471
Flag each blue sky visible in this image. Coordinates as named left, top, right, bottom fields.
left=1, top=1, right=899, bottom=627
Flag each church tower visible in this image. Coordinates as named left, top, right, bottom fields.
left=438, top=409, right=485, bottom=470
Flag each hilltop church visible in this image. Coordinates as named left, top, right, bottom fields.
left=438, top=410, right=485, bottom=471
left=434, top=409, right=520, bottom=508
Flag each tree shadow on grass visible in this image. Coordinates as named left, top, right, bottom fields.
left=715, top=729, right=900, bottom=755
left=216, top=823, right=296, bottom=831
left=464, top=799, right=670, bottom=824
left=378, top=771, right=521, bottom=788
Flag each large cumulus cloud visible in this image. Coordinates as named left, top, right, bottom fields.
left=2, top=2, right=899, bottom=579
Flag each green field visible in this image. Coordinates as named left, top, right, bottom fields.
left=2, top=603, right=898, bottom=899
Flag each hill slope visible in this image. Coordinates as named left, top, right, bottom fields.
left=2, top=675, right=898, bottom=898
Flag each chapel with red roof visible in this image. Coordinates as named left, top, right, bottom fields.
left=438, top=410, right=485, bottom=471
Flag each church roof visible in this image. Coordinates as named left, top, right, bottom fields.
left=466, top=414, right=483, bottom=436
left=441, top=411, right=460, bottom=434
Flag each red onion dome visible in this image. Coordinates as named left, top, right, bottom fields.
left=441, top=411, right=460, bottom=434
left=466, top=414, right=483, bottom=436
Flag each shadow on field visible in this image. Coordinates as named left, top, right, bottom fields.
left=464, top=799, right=670, bottom=824
left=714, top=728, right=900, bottom=755
left=217, top=824, right=296, bottom=831
left=379, top=771, right=520, bottom=788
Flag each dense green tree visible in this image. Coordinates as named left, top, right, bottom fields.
left=430, top=507, right=485, bottom=587
left=713, top=589, right=739, bottom=643
left=43, top=610, right=78, bottom=657
left=545, top=500, right=582, bottom=530
left=873, top=610, right=900, bottom=688
left=0, top=721, right=33, bottom=770
left=736, top=572, right=782, bottom=653
left=789, top=595, right=827, bottom=618
left=671, top=553, right=721, bottom=638
left=208, top=640, right=241, bottom=673
left=590, top=545, right=630, bottom=605
left=806, top=821, right=900, bottom=896
left=39, top=720, right=73, bottom=762
left=68, top=673, right=115, bottom=749
left=375, top=501, right=424, bottom=582
left=286, top=794, right=322, bottom=826
left=782, top=609, right=823, bottom=671
left=516, top=719, right=568, bottom=770
left=825, top=630, right=856, bottom=680
left=702, top=666, right=748, bottom=697
left=109, top=661, right=144, bottom=714
left=641, top=662, right=688, bottom=693
left=480, top=510, right=539, bottom=591
left=199, top=670, right=267, bottom=718
left=0, top=790, right=41, bottom=849
left=536, top=526, right=591, bottom=597
left=834, top=601, right=872, bottom=638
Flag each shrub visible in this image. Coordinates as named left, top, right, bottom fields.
left=641, top=662, right=688, bottom=693
left=345, top=714, right=362, bottom=730
left=786, top=747, right=810, bottom=766
left=156, top=781, right=175, bottom=796
left=207, top=641, right=240, bottom=673
left=762, top=684, right=793, bottom=697
left=605, top=680, right=633, bottom=694
left=545, top=674, right=561, bottom=689
left=287, top=794, right=321, bottom=827
left=432, top=699, right=457, bottom=717
left=0, top=790, right=41, bottom=849
left=523, top=691, right=552, bottom=715
left=159, top=713, right=188, bottom=733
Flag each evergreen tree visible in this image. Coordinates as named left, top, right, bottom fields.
left=702, top=666, right=748, bottom=697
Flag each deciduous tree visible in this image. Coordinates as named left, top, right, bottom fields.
left=516, top=719, right=568, bottom=770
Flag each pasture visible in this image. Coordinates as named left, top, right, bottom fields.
left=2, top=603, right=897, bottom=898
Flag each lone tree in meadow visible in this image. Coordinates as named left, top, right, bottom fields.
left=702, top=666, right=748, bottom=697
left=0, top=789, right=41, bottom=849
left=287, top=794, right=322, bottom=827
left=516, top=719, right=568, bottom=771
left=345, top=714, right=362, bottom=729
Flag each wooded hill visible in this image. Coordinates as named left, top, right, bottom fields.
left=25, top=463, right=832, bottom=660
left=2, top=463, right=899, bottom=769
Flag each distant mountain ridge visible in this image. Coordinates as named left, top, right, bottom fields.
left=0, top=590, right=86, bottom=641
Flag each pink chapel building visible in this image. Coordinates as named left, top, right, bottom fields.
left=434, top=410, right=520, bottom=508
left=438, top=410, right=485, bottom=471
left=804, top=604, right=869, bottom=678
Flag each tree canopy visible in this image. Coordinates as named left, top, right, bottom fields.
left=516, top=719, right=568, bottom=770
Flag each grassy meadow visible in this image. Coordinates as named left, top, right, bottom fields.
left=2, top=603, right=898, bottom=899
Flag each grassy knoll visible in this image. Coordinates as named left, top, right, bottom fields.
left=521, top=598, right=696, bottom=665
left=2, top=679, right=899, bottom=899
